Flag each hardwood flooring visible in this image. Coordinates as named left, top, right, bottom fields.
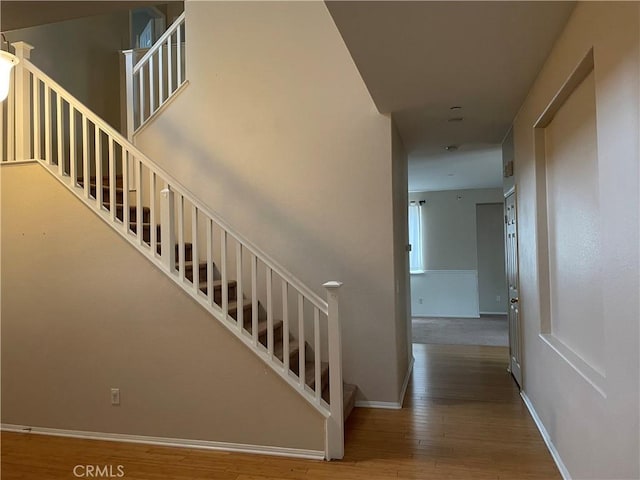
left=1, top=344, right=560, bottom=479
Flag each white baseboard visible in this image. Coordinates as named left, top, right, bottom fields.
left=356, top=358, right=414, bottom=410
left=520, top=393, right=571, bottom=480
left=1, top=424, right=324, bottom=460
left=412, top=314, right=480, bottom=319
left=399, top=357, right=414, bottom=408
left=479, top=311, right=507, bottom=315
left=354, top=400, right=402, bottom=409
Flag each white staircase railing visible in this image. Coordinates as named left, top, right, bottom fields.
left=121, top=12, right=186, bottom=139
left=1, top=41, right=344, bottom=460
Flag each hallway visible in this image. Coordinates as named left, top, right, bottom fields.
left=1, top=344, right=559, bottom=479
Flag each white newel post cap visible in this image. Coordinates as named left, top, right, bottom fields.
left=11, top=41, right=34, bottom=60
left=323, top=281, right=343, bottom=290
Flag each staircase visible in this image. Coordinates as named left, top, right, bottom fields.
left=78, top=173, right=358, bottom=417
left=0, top=36, right=355, bottom=459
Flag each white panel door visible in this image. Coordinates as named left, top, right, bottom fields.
left=505, top=191, right=522, bottom=387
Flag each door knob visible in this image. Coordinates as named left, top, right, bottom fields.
left=510, top=298, right=519, bottom=303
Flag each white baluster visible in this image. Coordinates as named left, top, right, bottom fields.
left=206, top=218, right=214, bottom=305
left=32, top=77, right=40, bottom=159
left=136, top=159, right=143, bottom=244
left=177, top=193, right=185, bottom=279
left=44, top=85, right=50, bottom=164
left=324, top=280, right=344, bottom=460
left=160, top=187, right=176, bottom=272
left=158, top=46, right=164, bottom=105
left=56, top=93, right=64, bottom=176
left=167, top=35, right=173, bottom=94
left=220, top=230, right=228, bottom=318
left=191, top=205, right=199, bottom=294
left=267, top=267, right=273, bottom=355
left=120, top=50, right=134, bottom=140
left=177, top=24, right=182, bottom=86
left=314, top=307, right=321, bottom=402
left=95, top=126, right=102, bottom=208
left=298, top=294, right=305, bottom=390
left=236, top=242, right=243, bottom=331
left=122, top=148, right=130, bottom=229
left=150, top=171, right=157, bottom=251
left=69, top=106, right=76, bottom=183
left=56, top=93, right=62, bottom=174
left=251, top=254, right=258, bottom=345
left=108, top=137, right=115, bottom=221
left=139, top=68, right=145, bottom=126
left=7, top=68, right=14, bottom=161
left=82, top=115, right=89, bottom=198
left=282, top=279, right=289, bottom=372
left=149, top=56, right=155, bottom=114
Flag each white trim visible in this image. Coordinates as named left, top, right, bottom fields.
left=0, top=159, right=39, bottom=166
left=1, top=424, right=325, bottom=461
left=355, top=400, right=402, bottom=410
left=398, top=356, right=414, bottom=408
left=412, top=314, right=480, bottom=319
left=520, top=393, right=571, bottom=480
left=479, top=311, right=508, bottom=315
left=538, top=334, right=606, bottom=399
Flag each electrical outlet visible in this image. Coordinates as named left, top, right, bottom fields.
left=496, top=295, right=501, bottom=302
left=418, top=298, right=423, bottom=304
left=111, top=388, right=120, bottom=406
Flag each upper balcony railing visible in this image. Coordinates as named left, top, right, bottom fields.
left=121, top=12, right=186, bottom=139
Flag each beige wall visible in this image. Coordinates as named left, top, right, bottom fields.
left=134, top=1, right=406, bottom=403
left=512, top=2, right=639, bottom=478
left=476, top=203, right=507, bottom=314
left=409, top=188, right=504, bottom=271
left=0, top=163, right=325, bottom=452
left=5, top=12, right=130, bottom=131
left=408, top=188, right=504, bottom=318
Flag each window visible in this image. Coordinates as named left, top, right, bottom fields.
left=408, top=201, right=424, bottom=273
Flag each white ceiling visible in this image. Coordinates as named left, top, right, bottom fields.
left=327, top=1, right=575, bottom=191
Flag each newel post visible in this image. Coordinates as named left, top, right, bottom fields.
left=323, top=280, right=344, bottom=460
left=120, top=49, right=134, bottom=141
left=12, top=42, right=34, bottom=161
left=160, top=188, right=176, bottom=272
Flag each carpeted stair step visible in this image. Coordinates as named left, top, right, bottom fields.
left=274, top=338, right=301, bottom=366
left=77, top=175, right=124, bottom=188
left=342, top=383, right=358, bottom=421
left=228, top=298, right=253, bottom=322
left=198, top=279, right=238, bottom=304
left=129, top=222, right=161, bottom=243
left=101, top=204, right=151, bottom=223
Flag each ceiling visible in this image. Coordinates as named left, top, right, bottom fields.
left=327, top=1, right=575, bottom=191
left=0, top=1, right=178, bottom=31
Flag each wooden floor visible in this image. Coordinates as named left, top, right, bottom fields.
left=1, top=344, right=560, bottom=479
